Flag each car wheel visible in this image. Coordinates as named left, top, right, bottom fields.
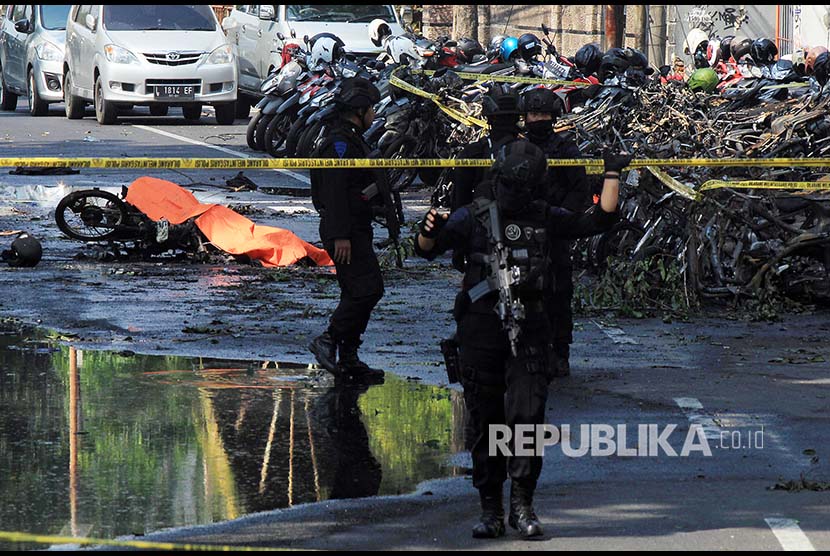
left=0, top=66, right=19, bottom=111
left=94, top=75, right=117, bottom=124
left=149, top=105, right=169, bottom=116
left=28, top=69, right=49, bottom=116
left=182, top=104, right=202, bottom=121
left=214, top=102, right=236, bottom=125
left=64, top=70, right=85, bottom=119
left=235, top=94, right=251, bottom=119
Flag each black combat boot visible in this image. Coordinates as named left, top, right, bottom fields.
left=552, top=343, right=570, bottom=378
left=472, top=488, right=505, bottom=539
left=508, top=481, right=543, bottom=538
left=338, top=342, right=384, bottom=380
left=309, top=331, right=340, bottom=376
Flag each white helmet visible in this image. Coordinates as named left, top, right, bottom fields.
left=386, top=35, right=421, bottom=64
left=310, top=36, right=344, bottom=72
left=369, top=18, right=392, bottom=47
left=683, top=28, right=709, bottom=56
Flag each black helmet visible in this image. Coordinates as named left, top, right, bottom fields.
left=814, top=51, right=830, bottom=86
left=574, top=43, right=602, bottom=76
left=517, top=33, right=542, bottom=62
left=1, top=232, right=42, bottom=268
left=693, top=48, right=710, bottom=69
left=625, top=48, right=653, bottom=73
left=335, top=77, right=380, bottom=109
left=720, top=35, right=734, bottom=62
left=730, top=35, right=753, bottom=62
left=520, top=86, right=561, bottom=116
left=750, top=38, right=778, bottom=65
left=492, top=140, right=548, bottom=209
left=599, top=47, right=630, bottom=82
left=480, top=83, right=521, bottom=117
left=455, top=37, right=485, bottom=64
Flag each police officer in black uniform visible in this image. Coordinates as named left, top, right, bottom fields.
left=308, top=77, right=385, bottom=381
left=415, top=141, right=630, bottom=539
left=521, top=87, right=594, bottom=377
left=451, top=83, right=523, bottom=213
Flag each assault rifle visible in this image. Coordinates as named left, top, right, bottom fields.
left=361, top=149, right=402, bottom=267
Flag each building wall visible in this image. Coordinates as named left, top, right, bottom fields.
left=798, top=4, right=830, bottom=50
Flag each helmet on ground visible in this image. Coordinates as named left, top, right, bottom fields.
left=310, top=35, right=345, bottom=71
left=622, top=47, right=654, bottom=86
left=574, top=43, right=602, bottom=76
left=814, top=51, right=830, bottom=86
left=480, top=83, right=521, bottom=117
left=455, top=37, right=485, bottom=64
left=707, top=39, right=722, bottom=67
left=1, top=232, right=42, bottom=268
left=719, top=36, right=734, bottom=62
left=683, top=28, right=709, bottom=56
left=806, top=46, right=829, bottom=75
left=334, top=77, right=381, bottom=110
left=730, top=35, right=753, bottom=63
left=520, top=86, right=561, bottom=116
left=492, top=140, right=548, bottom=210
left=500, top=36, right=519, bottom=62
left=368, top=19, right=392, bottom=47
left=517, top=33, right=542, bottom=61
left=599, top=47, right=630, bottom=82
left=750, top=38, right=778, bottom=65
left=687, top=67, right=719, bottom=92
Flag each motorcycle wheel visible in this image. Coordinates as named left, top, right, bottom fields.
left=589, top=219, right=646, bottom=271
left=264, top=113, right=294, bottom=157
left=254, top=112, right=275, bottom=152
left=246, top=111, right=264, bottom=150
left=283, top=115, right=309, bottom=157
left=55, top=189, right=129, bottom=241
left=382, top=135, right=419, bottom=192
left=295, top=119, right=325, bottom=158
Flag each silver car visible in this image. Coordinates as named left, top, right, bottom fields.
left=0, top=4, right=71, bottom=115
left=63, top=5, right=238, bottom=125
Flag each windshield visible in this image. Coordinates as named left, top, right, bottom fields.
left=40, top=5, right=71, bottom=30
left=103, top=5, right=217, bottom=32
left=286, top=4, right=395, bottom=23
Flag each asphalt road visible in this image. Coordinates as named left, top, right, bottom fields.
left=1, top=99, right=829, bottom=551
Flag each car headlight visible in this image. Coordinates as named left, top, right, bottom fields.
left=207, top=44, right=233, bottom=65
left=35, top=42, right=63, bottom=62
left=104, top=44, right=139, bottom=65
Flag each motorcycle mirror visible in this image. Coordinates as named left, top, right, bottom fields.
left=291, top=28, right=296, bottom=38
left=445, top=40, right=457, bottom=48
left=303, top=34, right=309, bottom=45
left=277, top=32, right=285, bottom=41
left=541, top=23, right=550, bottom=36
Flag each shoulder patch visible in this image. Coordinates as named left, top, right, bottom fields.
left=333, top=141, right=348, bottom=158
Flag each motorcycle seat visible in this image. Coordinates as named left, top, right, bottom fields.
left=452, top=62, right=512, bottom=74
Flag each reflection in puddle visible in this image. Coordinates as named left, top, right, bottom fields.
left=0, top=327, right=467, bottom=549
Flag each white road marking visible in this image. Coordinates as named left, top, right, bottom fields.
left=132, top=124, right=310, bottom=185
left=592, top=320, right=639, bottom=344
left=765, top=518, right=816, bottom=551
left=673, top=397, right=721, bottom=440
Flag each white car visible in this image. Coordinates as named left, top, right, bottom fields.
left=222, top=4, right=403, bottom=103
left=0, top=5, right=71, bottom=115
left=63, top=4, right=238, bottom=125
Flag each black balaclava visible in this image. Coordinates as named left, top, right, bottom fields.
left=525, top=119, right=554, bottom=142
left=488, top=114, right=521, bottom=140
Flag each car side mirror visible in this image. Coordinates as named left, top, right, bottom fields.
left=258, top=5, right=275, bottom=20
left=14, top=19, right=32, bottom=33
left=85, top=13, right=96, bottom=31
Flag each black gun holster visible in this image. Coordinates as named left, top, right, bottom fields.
left=440, top=335, right=461, bottom=384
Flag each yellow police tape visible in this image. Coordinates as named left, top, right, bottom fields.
left=389, top=71, right=490, bottom=129
left=2, top=157, right=830, bottom=170
left=699, top=179, right=830, bottom=193
left=0, top=530, right=308, bottom=551
left=416, top=68, right=592, bottom=88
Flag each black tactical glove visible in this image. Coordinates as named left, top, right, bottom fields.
left=603, top=151, right=633, bottom=174
left=418, top=209, right=447, bottom=239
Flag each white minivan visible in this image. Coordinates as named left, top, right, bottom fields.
left=222, top=4, right=403, bottom=103
left=63, top=4, right=238, bottom=125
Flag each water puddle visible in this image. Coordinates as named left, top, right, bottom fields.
left=0, top=325, right=467, bottom=550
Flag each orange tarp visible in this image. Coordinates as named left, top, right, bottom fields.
left=124, top=176, right=333, bottom=267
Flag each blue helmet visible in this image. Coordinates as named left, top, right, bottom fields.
left=500, top=36, right=519, bottom=62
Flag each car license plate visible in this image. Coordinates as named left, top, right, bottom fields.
left=154, top=85, right=195, bottom=99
